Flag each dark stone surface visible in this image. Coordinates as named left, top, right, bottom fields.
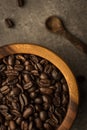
left=0, top=0, right=87, bottom=130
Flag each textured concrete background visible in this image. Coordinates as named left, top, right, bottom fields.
left=0, top=0, right=87, bottom=130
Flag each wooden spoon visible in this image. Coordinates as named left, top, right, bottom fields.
left=45, top=16, right=87, bottom=55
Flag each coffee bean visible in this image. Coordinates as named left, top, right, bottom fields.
left=0, top=64, right=6, bottom=72
left=8, top=55, right=14, bottom=66
left=35, top=118, right=42, bottom=128
left=10, top=87, right=21, bottom=96
left=35, top=105, right=42, bottom=112
left=35, top=97, right=43, bottom=104
left=23, top=107, right=33, bottom=119
left=44, top=123, right=53, bottom=130
left=30, top=92, right=37, bottom=99
left=0, top=54, right=69, bottom=130
left=40, top=88, right=53, bottom=95
left=39, top=79, right=51, bottom=87
left=42, top=95, right=51, bottom=104
left=28, top=121, right=33, bottom=130
left=9, top=120, right=16, bottom=130
left=16, top=117, right=22, bottom=125
left=14, top=64, right=24, bottom=71
left=0, top=86, right=10, bottom=95
left=23, top=81, right=33, bottom=90
left=19, top=94, right=28, bottom=111
left=40, top=72, right=48, bottom=79
left=5, top=18, right=14, bottom=28
left=21, top=121, right=28, bottom=130
left=40, top=111, right=47, bottom=121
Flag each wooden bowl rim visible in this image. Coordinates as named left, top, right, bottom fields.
left=0, top=43, right=79, bottom=130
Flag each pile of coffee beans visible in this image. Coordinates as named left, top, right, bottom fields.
left=0, top=54, right=69, bottom=130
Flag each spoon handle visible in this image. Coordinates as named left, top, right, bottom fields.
left=62, top=30, right=87, bottom=55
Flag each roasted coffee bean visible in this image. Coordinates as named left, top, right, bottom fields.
left=44, top=123, right=53, bottom=130
left=14, top=64, right=24, bottom=71
left=30, top=55, right=39, bottom=63
left=8, top=55, right=14, bottom=66
left=30, top=92, right=37, bottom=99
left=40, top=87, right=53, bottom=95
left=9, top=120, right=16, bottom=130
left=17, top=0, right=24, bottom=7
left=5, top=18, right=14, bottom=28
left=35, top=105, right=42, bottom=112
left=31, top=70, right=39, bottom=76
left=16, top=117, right=22, bottom=125
left=0, top=54, right=69, bottom=130
left=23, top=107, right=33, bottom=119
left=16, top=55, right=26, bottom=62
left=35, top=118, right=42, bottom=128
left=42, top=95, right=51, bottom=104
left=11, top=109, right=21, bottom=117
left=39, top=79, right=51, bottom=87
left=40, top=72, right=48, bottom=79
left=23, top=81, right=33, bottom=90
left=0, top=64, right=6, bottom=72
left=28, top=121, right=33, bottom=130
left=35, top=97, right=43, bottom=104
left=44, top=64, right=52, bottom=74
left=10, top=87, right=21, bottom=96
left=40, top=111, right=47, bottom=121
left=35, top=63, right=43, bottom=72
left=0, top=85, right=10, bottom=95
left=43, top=103, right=50, bottom=110
left=19, top=94, right=28, bottom=111
left=28, top=86, right=36, bottom=93
left=21, top=121, right=28, bottom=130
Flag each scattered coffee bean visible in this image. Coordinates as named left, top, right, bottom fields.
left=5, top=18, right=14, bottom=28
left=17, top=0, right=25, bottom=7
left=0, top=54, right=69, bottom=130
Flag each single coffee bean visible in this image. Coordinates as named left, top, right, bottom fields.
left=21, top=121, right=28, bottom=130
left=30, top=55, right=39, bottom=63
left=42, top=95, right=51, bottom=104
left=39, top=79, right=51, bottom=87
left=8, top=55, right=14, bottom=66
left=40, top=72, right=48, bottom=80
left=0, top=64, right=6, bottom=72
left=40, top=111, right=47, bottom=121
left=35, top=105, right=42, bottom=112
left=9, top=120, right=16, bottom=130
left=14, top=64, right=24, bottom=71
left=23, top=81, right=33, bottom=90
left=16, top=117, right=22, bottom=125
left=35, top=97, right=43, bottom=104
left=19, top=94, right=28, bottom=111
left=10, top=87, right=21, bottom=96
left=30, top=92, right=37, bottom=99
left=35, top=118, right=42, bottom=128
left=23, top=107, right=33, bottom=119
left=44, top=123, right=53, bottom=130
left=40, top=87, right=53, bottom=95
left=11, top=109, right=21, bottom=117
left=5, top=18, right=14, bottom=28
left=28, top=121, right=33, bottom=130
left=52, top=69, right=58, bottom=80
left=0, top=85, right=10, bottom=95
left=16, top=55, right=26, bottom=62
left=43, top=103, right=50, bottom=110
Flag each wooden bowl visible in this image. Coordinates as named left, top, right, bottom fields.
left=0, top=43, right=79, bottom=130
